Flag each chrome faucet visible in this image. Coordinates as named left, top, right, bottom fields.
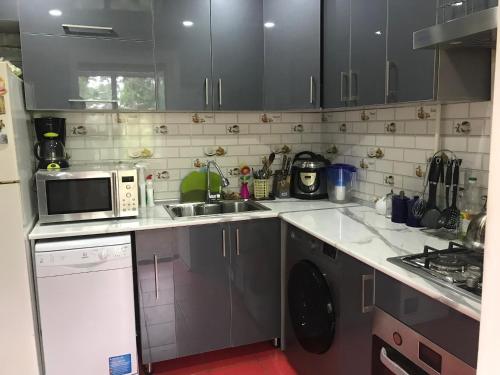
left=206, top=160, right=230, bottom=203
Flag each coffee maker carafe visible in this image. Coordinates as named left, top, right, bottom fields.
left=34, top=117, right=69, bottom=170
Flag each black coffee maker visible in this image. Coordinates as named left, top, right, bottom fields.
left=34, top=117, right=69, bottom=170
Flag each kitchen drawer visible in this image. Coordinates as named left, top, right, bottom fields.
left=19, top=0, right=153, bottom=41
left=22, top=33, right=156, bottom=111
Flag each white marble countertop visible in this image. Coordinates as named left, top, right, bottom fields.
left=280, top=205, right=481, bottom=321
left=29, top=198, right=357, bottom=240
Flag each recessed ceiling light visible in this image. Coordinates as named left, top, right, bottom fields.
left=451, top=1, right=463, bottom=6
left=264, top=22, right=275, bottom=29
left=182, top=20, right=194, bottom=27
left=375, top=30, right=382, bottom=35
left=48, top=9, right=63, bottom=17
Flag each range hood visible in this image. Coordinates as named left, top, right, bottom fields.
left=414, top=6, right=497, bottom=49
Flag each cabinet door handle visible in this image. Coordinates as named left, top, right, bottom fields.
left=154, top=254, right=159, bottom=301
left=218, top=79, right=222, bottom=107
left=236, top=228, right=240, bottom=256
left=62, top=24, right=114, bottom=33
left=340, top=72, right=349, bottom=102
left=349, top=70, right=359, bottom=102
left=111, top=172, right=118, bottom=217
left=309, top=76, right=314, bottom=104
left=222, top=229, right=226, bottom=257
left=205, top=78, right=209, bottom=107
left=385, top=60, right=390, bottom=102
left=361, top=273, right=374, bottom=313
left=68, top=99, right=118, bottom=103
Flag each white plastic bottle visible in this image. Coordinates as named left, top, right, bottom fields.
left=146, top=175, right=155, bottom=208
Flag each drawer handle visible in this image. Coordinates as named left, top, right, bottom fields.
left=154, top=254, right=159, bottom=301
left=62, top=24, right=114, bottom=33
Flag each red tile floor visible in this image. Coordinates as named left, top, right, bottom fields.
left=146, top=342, right=298, bottom=375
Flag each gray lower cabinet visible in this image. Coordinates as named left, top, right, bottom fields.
left=322, top=0, right=350, bottom=109
left=229, top=219, right=281, bottom=347
left=349, top=0, right=387, bottom=106
left=19, top=0, right=153, bottom=41
left=386, top=0, right=436, bottom=103
left=153, top=0, right=212, bottom=111
left=135, top=219, right=280, bottom=365
left=211, top=0, right=264, bottom=111
left=263, top=0, right=321, bottom=110
left=21, top=33, right=156, bottom=111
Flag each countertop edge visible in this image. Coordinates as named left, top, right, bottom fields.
left=279, top=214, right=481, bottom=322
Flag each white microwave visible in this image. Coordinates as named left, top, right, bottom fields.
left=36, top=164, right=139, bottom=224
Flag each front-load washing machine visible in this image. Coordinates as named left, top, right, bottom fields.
left=284, top=225, right=374, bottom=375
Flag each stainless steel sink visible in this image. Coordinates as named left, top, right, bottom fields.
left=164, top=200, right=270, bottom=219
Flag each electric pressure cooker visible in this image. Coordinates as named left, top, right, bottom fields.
left=290, top=151, right=330, bottom=199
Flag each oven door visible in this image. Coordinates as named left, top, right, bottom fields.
left=372, top=308, right=476, bottom=375
left=37, top=170, right=118, bottom=223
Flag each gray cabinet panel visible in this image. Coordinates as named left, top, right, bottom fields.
left=19, top=0, right=152, bottom=41
left=263, top=0, right=321, bottom=110
left=323, top=0, right=350, bottom=108
left=153, top=0, right=212, bottom=111
left=0, top=0, right=18, bottom=22
left=21, top=33, right=156, bottom=111
left=136, top=229, right=179, bottom=364
left=350, top=0, right=387, bottom=106
left=387, top=0, right=436, bottom=103
left=173, top=224, right=231, bottom=358
left=229, top=219, right=280, bottom=347
left=211, top=0, right=264, bottom=110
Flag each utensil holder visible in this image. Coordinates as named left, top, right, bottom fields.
left=272, top=172, right=291, bottom=199
left=254, top=179, right=270, bottom=199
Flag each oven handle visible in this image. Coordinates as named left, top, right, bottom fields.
left=111, top=172, right=119, bottom=217
left=380, top=347, right=410, bottom=375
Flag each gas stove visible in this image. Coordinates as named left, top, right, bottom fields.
left=388, top=242, right=483, bottom=302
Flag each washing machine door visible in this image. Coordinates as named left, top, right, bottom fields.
left=288, top=260, right=335, bottom=354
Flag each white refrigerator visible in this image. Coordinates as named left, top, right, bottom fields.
left=0, top=62, right=41, bottom=374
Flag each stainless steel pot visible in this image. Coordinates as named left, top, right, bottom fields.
left=464, top=210, right=487, bottom=252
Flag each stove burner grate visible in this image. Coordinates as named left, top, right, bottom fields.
left=429, top=255, right=467, bottom=272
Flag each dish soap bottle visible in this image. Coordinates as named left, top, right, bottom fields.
left=460, top=176, right=482, bottom=238
left=146, top=175, right=155, bottom=207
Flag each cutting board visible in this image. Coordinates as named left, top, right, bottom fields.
left=180, top=171, right=222, bottom=203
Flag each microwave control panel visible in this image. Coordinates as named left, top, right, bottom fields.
left=117, top=169, right=139, bottom=217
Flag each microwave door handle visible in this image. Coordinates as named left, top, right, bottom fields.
left=380, top=347, right=410, bottom=375
left=111, top=172, right=119, bottom=217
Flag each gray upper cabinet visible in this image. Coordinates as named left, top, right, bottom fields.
left=0, top=0, right=18, bottom=22
left=21, top=33, right=156, bottom=111
left=263, top=0, right=321, bottom=110
left=153, top=0, right=212, bottom=111
left=19, top=0, right=153, bottom=41
left=387, top=0, right=436, bottom=103
left=211, top=0, right=264, bottom=111
left=229, top=219, right=280, bottom=347
left=323, top=0, right=350, bottom=108
left=349, top=0, right=387, bottom=106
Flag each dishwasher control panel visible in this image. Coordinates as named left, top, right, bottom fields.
left=35, top=244, right=132, bottom=278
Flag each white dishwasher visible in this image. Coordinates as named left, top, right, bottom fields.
left=35, top=234, right=138, bottom=375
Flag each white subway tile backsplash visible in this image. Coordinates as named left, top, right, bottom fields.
left=414, top=136, right=434, bottom=150
left=282, top=112, right=302, bottom=122
left=375, top=135, right=394, bottom=147
left=353, top=122, right=368, bottom=133
left=404, top=149, right=427, bottom=163
left=442, top=103, right=469, bottom=119
left=214, top=112, right=238, bottom=123
left=468, top=137, right=490, bottom=153
left=249, top=123, right=271, bottom=134
left=165, top=137, right=191, bottom=146
left=375, top=160, right=394, bottom=173
left=405, top=121, right=428, bottom=135
left=394, top=161, right=415, bottom=177
left=394, top=136, right=416, bottom=149
left=376, top=108, right=395, bottom=121
left=395, top=106, right=416, bottom=120
left=441, top=136, right=467, bottom=152
left=469, top=101, right=492, bottom=118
